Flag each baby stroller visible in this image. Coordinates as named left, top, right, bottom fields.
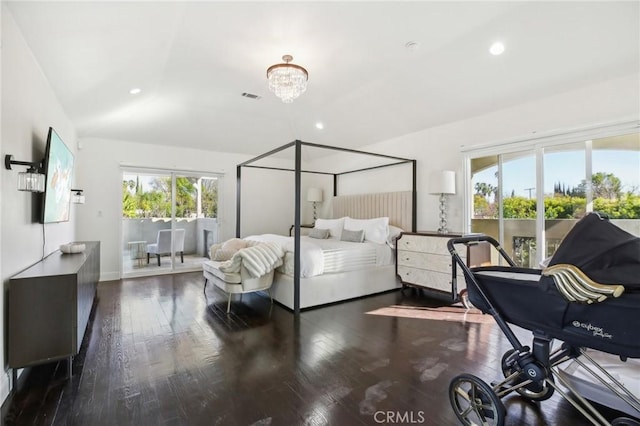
left=447, top=213, right=640, bottom=426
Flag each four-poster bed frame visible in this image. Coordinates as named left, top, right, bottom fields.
left=236, top=140, right=417, bottom=314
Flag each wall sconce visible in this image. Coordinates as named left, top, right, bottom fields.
left=428, top=170, right=456, bottom=234
left=307, top=188, right=323, bottom=224
left=4, top=155, right=45, bottom=192
left=71, top=189, right=85, bottom=204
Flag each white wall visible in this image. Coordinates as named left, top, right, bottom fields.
left=312, top=73, right=639, bottom=233
left=75, top=138, right=296, bottom=280
left=1, top=6, right=78, bottom=403
left=2, top=0, right=638, bottom=409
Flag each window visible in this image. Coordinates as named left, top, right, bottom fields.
left=465, top=124, right=639, bottom=267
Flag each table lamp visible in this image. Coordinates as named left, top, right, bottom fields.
left=428, top=170, right=456, bottom=233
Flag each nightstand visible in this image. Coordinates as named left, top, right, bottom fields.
left=289, top=224, right=314, bottom=236
left=396, top=231, right=466, bottom=301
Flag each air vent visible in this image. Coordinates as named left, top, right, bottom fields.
left=241, top=92, right=261, bottom=100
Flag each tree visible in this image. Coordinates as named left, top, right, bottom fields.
left=200, top=178, right=218, bottom=218
left=474, top=182, right=496, bottom=198
left=591, top=172, right=622, bottom=200
left=122, top=181, right=138, bottom=218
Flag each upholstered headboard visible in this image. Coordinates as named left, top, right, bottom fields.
left=331, top=191, right=414, bottom=231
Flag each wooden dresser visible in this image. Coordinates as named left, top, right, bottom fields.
left=396, top=232, right=466, bottom=301
left=8, top=241, right=100, bottom=376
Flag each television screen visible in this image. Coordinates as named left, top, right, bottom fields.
left=42, top=127, right=74, bottom=223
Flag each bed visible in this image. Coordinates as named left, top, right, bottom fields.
left=246, top=192, right=414, bottom=309
left=236, top=141, right=417, bottom=313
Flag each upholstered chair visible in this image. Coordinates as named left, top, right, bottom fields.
left=146, top=229, right=185, bottom=266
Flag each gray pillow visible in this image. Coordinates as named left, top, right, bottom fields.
left=340, top=228, right=364, bottom=243
left=308, top=228, right=330, bottom=239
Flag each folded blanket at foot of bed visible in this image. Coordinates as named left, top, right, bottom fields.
left=218, top=242, right=285, bottom=278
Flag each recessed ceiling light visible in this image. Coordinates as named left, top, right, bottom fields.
left=129, top=88, right=142, bottom=95
left=489, top=42, right=505, bottom=56
left=315, top=122, right=324, bottom=130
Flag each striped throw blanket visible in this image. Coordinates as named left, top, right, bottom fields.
left=219, top=242, right=284, bottom=278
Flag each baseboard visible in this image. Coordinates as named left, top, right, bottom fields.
left=1, top=368, right=28, bottom=426
left=100, top=271, right=120, bottom=281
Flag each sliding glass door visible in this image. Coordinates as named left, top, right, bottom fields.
left=466, top=129, right=639, bottom=267
left=121, top=169, right=221, bottom=277
left=543, top=143, right=586, bottom=261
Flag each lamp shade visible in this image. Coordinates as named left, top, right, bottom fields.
left=428, top=170, right=456, bottom=195
left=307, top=188, right=323, bottom=202
left=17, top=169, right=45, bottom=192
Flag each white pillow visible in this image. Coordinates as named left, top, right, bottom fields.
left=344, top=217, right=389, bottom=245
left=315, top=218, right=345, bottom=239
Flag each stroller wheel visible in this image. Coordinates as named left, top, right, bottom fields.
left=612, top=418, right=640, bottom=426
left=449, top=373, right=506, bottom=426
left=501, top=349, right=554, bottom=401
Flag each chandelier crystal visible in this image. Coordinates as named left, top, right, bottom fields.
left=266, top=55, right=308, bottom=103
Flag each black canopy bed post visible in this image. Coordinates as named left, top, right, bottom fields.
left=412, top=159, right=417, bottom=232
left=293, top=140, right=302, bottom=314
left=236, top=165, right=241, bottom=238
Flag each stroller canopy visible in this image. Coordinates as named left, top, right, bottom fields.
left=546, top=212, right=640, bottom=289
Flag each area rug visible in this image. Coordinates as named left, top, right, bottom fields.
left=366, top=304, right=495, bottom=324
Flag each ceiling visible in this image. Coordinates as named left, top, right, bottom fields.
left=6, top=1, right=639, bottom=157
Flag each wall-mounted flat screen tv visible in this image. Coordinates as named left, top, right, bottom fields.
left=41, top=127, right=74, bottom=223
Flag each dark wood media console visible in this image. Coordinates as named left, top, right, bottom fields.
left=8, top=241, right=100, bottom=377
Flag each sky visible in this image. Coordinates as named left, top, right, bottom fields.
left=473, top=149, right=640, bottom=199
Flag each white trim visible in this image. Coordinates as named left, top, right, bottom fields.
left=461, top=118, right=639, bottom=156
left=463, top=157, right=472, bottom=234
left=497, top=155, right=504, bottom=246
left=535, top=147, right=545, bottom=265
left=585, top=139, right=593, bottom=213
left=120, top=164, right=225, bottom=177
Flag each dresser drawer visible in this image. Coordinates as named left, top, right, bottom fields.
left=397, top=267, right=465, bottom=293
left=397, top=250, right=465, bottom=274
left=396, top=234, right=454, bottom=253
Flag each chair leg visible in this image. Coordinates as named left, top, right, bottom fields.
left=227, top=294, right=231, bottom=313
left=204, top=278, right=208, bottom=293
left=147, top=253, right=150, bottom=264
left=268, top=289, right=273, bottom=305
left=156, top=254, right=161, bottom=267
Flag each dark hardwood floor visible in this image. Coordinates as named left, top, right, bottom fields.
left=4, top=272, right=633, bottom=425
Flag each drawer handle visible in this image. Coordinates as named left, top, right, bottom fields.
left=405, top=257, right=410, bottom=261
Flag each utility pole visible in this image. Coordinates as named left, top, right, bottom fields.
left=524, top=187, right=535, bottom=199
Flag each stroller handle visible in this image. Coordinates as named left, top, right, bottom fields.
left=446, top=234, right=518, bottom=267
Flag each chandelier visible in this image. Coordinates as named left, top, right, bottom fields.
left=266, top=55, right=308, bottom=103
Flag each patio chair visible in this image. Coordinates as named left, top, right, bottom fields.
left=147, top=229, right=185, bottom=266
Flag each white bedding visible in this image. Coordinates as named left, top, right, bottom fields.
left=244, top=234, right=393, bottom=278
